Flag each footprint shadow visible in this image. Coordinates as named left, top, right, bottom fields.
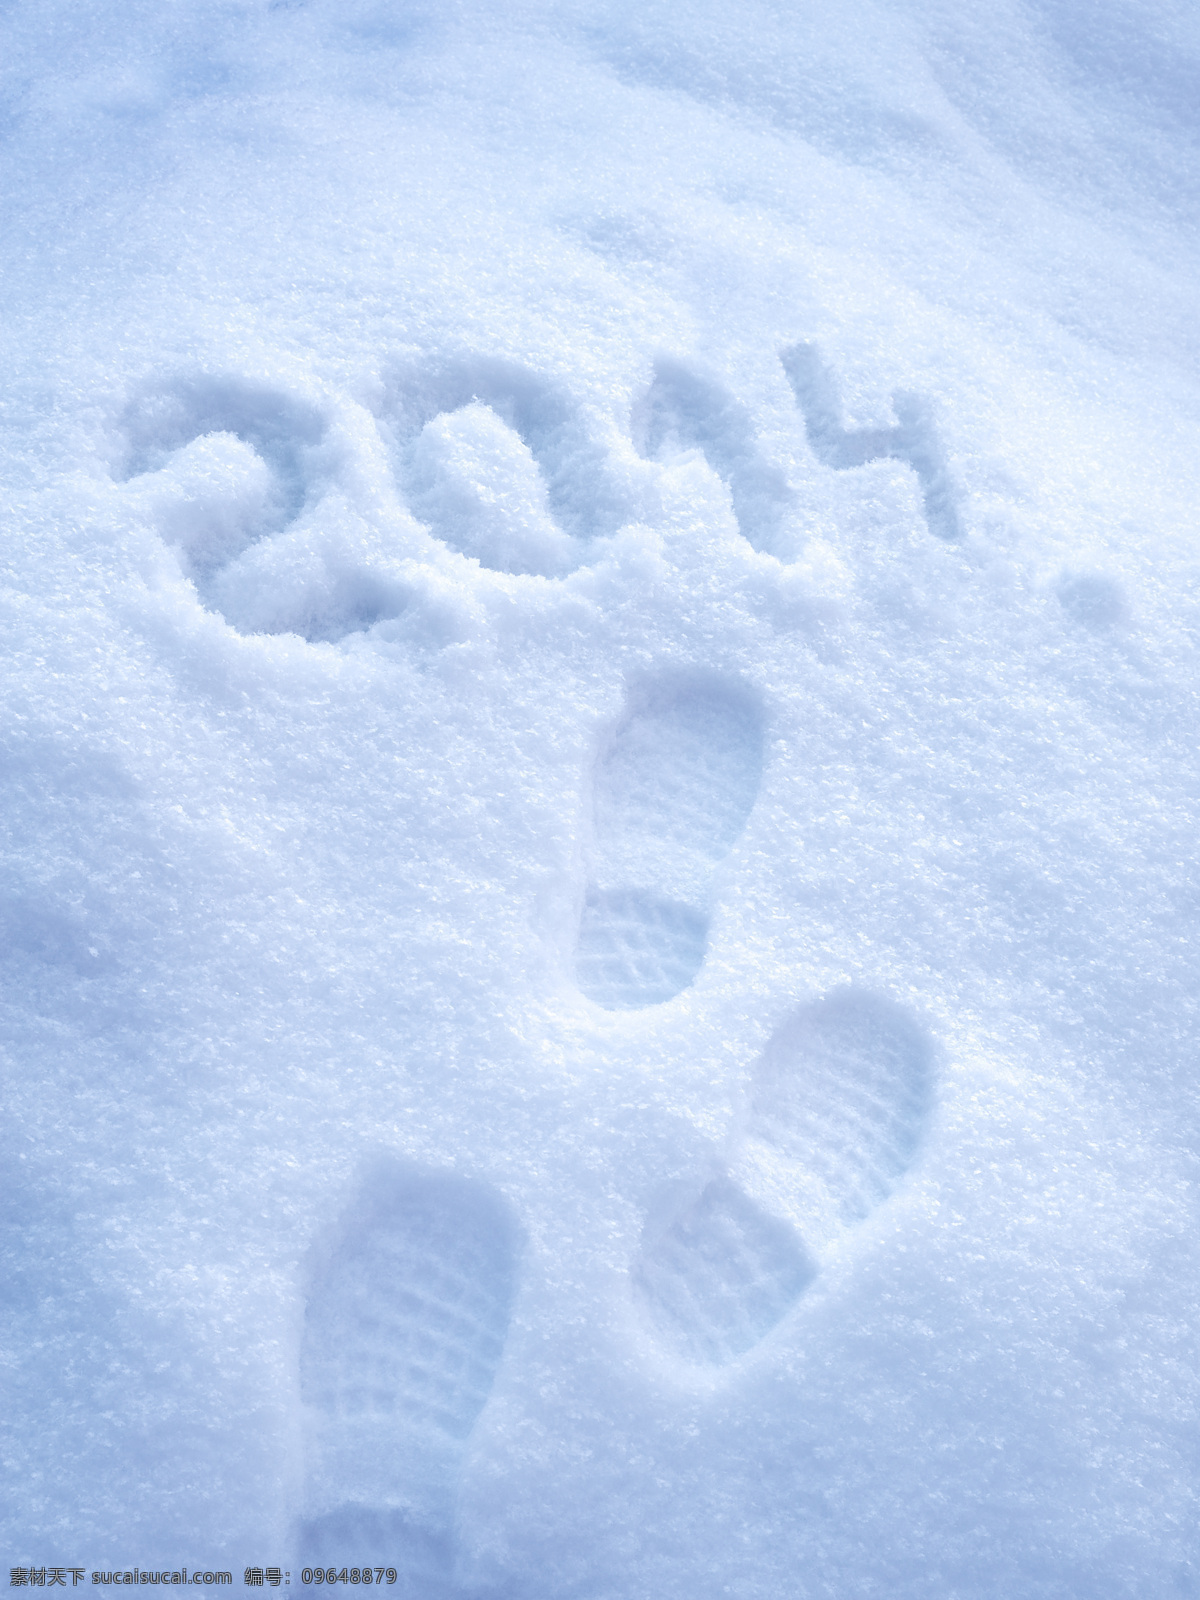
left=780, top=343, right=961, bottom=542
left=575, top=669, right=764, bottom=1011
left=298, top=1163, right=521, bottom=1585
left=634, top=991, right=934, bottom=1367
left=119, top=376, right=406, bottom=641
left=379, top=356, right=631, bottom=578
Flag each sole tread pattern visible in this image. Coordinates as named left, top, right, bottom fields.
left=635, top=992, right=933, bottom=1366
left=634, top=1178, right=816, bottom=1366
left=300, top=1167, right=519, bottom=1566
left=750, top=993, right=932, bottom=1225
left=575, top=673, right=763, bottom=1010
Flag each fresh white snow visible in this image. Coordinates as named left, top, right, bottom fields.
left=3, top=0, right=1200, bottom=1593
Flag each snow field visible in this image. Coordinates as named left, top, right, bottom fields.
left=2, top=0, right=1200, bottom=1595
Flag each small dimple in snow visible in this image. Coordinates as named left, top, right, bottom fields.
left=121, top=376, right=324, bottom=514
left=1056, top=570, right=1127, bottom=630
left=635, top=993, right=933, bottom=1366
left=575, top=674, right=763, bottom=1011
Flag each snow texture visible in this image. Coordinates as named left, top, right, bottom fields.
left=2, top=0, right=1200, bottom=1595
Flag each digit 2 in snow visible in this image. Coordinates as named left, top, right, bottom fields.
left=119, top=375, right=405, bottom=641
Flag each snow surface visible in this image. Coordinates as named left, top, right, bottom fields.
left=3, top=0, right=1200, bottom=1593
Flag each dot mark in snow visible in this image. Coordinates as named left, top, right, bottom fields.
left=633, top=357, right=798, bottom=558
left=635, top=992, right=933, bottom=1366
left=299, top=1166, right=519, bottom=1570
left=780, top=343, right=962, bottom=541
left=1056, top=570, right=1128, bottom=629
left=575, top=672, right=764, bottom=1010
